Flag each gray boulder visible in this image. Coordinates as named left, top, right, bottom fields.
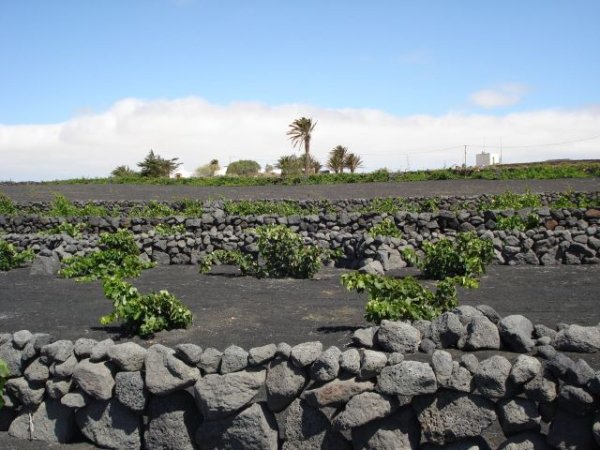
left=339, top=349, right=360, bottom=375
left=290, top=341, right=323, bottom=367
left=498, top=432, right=551, bottom=449
left=89, top=338, right=115, bottom=362
left=351, top=327, right=377, bottom=348
left=444, top=361, right=474, bottom=393
left=473, top=355, right=512, bottom=398
left=5, top=377, right=45, bottom=408
left=221, top=345, right=249, bottom=374
left=0, top=341, right=23, bottom=377
left=12, top=330, right=33, bottom=349
left=248, top=344, right=277, bottom=366
left=45, top=378, right=72, bottom=400
left=359, top=349, right=388, bottom=379
left=52, top=355, right=77, bottom=378
left=332, top=392, right=398, bottom=430
left=594, top=415, right=600, bottom=446
left=375, top=320, right=421, bottom=353
left=145, top=344, right=200, bottom=395
left=279, top=398, right=349, bottom=450
left=377, top=361, right=437, bottom=396
left=554, top=324, right=600, bottom=352
left=497, top=398, right=541, bottom=435
left=351, top=407, right=420, bottom=450
left=61, top=392, right=91, bottom=409
left=194, top=370, right=265, bottom=420
left=74, top=338, right=97, bottom=359
left=266, top=358, right=307, bottom=412
left=464, top=316, right=501, bottom=350
left=431, top=350, right=453, bottom=384
left=76, top=399, right=141, bottom=450
left=198, top=347, right=222, bottom=374
left=498, top=315, right=535, bottom=352
left=41, top=340, right=74, bottom=364
left=310, top=346, right=341, bottom=382
left=196, top=403, right=278, bottom=450
left=523, top=371, right=557, bottom=403
left=8, top=399, right=76, bottom=443
left=115, top=371, right=147, bottom=413
left=72, top=360, right=115, bottom=400
left=30, top=254, right=61, bottom=276
left=145, top=391, right=200, bottom=450
left=24, top=358, right=50, bottom=383
left=302, top=378, right=374, bottom=408
left=107, top=342, right=147, bottom=371
left=174, top=343, right=203, bottom=365
left=509, top=355, right=541, bottom=385
left=430, top=312, right=466, bottom=348
left=413, top=391, right=497, bottom=446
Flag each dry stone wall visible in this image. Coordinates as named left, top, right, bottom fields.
left=1, top=304, right=600, bottom=449
left=2, top=204, right=600, bottom=269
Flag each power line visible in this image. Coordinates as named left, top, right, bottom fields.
left=467, top=133, right=600, bottom=149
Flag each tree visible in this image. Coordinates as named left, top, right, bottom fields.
left=275, top=155, right=303, bottom=176
left=111, top=165, right=138, bottom=177
left=226, top=160, right=261, bottom=176
left=344, top=153, right=363, bottom=173
left=287, top=117, right=316, bottom=175
left=137, top=150, right=181, bottom=178
left=264, top=164, right=275, bottom=174
left=327, top=145, right=348, bottom=174
left=299, top=154, right=322, bottom=174
left=195, top=159, right=221, bottom=177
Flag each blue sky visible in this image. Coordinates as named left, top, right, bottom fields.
left=1, top=1, right=599, bottom=180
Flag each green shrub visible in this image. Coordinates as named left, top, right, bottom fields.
left=226, top=160, right=261, bottom=176
left=49, top=222, right=86, bottom=238
left=495, top=213, right=540, bottom=231
left=0, top=358, right=9, bottom=408
left=367, top=218, right=402, bottom=238
left=223, top=199, right=316, bottom=216
left=129, top=201, right=176, bottom=218
left=341, top=272, right=458, bottom=323
left=0, top=240, right=34, bottom=271
left=59, top=230, right=153, bottom=281
left=0, top=193, right=16, bottom=216
left=154, top=223, right=186, bottom=236
left=405, top=232, right=494, bottom=285
left=482, top=190, right=542, bottom=210
left=101, top=277, right=192, bottom=337
left=199, top=224, right=326, bottom=278
left=48, top=194, right=110, bottom=217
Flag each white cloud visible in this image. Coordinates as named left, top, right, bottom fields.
left=470, top=84, right=530, bottom=108
left=1, top=97, right=600, bottom=181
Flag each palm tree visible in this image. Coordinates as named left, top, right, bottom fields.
left=287, top=117, right=317, bottom=175
left=208, top=159, right=220, bottom=176
left=327, top=145, right=348, bottom=174
left=344, top=153, right=363, bottom=173
left=299, top=154, right=322, bottom=174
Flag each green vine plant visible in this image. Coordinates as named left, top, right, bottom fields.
left=101, top=277, right=192, bottom=337
left=0, top=358, right=9, bottom=408
left=367, top=217, right=402, bottom=238
left=154, top=223, right=186, bottom=236
left=46, top=222, right=87, bottom=238
left=403, top=232, right=493, bottom=287
left=495, top=213, right=540, bottom=231
left=59, top=229, right=154, bottom=281
left=0, top=240, right=34, bottom=271
left=199, top=224, right=329, bottom=279
left=341, top=272, right=458, bottom=324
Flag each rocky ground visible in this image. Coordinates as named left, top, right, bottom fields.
left=2, top=177, right=599, bottom=202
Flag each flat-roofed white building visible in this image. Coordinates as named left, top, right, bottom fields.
left=475, top=151, right=500, bottom=167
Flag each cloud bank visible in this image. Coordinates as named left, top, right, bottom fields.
left=470, top=84, right=530, bottom=108
left=1, top=97, right=599, bottom=181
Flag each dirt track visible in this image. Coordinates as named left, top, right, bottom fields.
left=2, top=177, right=599, bottom=202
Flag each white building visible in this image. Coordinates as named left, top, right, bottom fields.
left=475, top=151, right=500, bottom=167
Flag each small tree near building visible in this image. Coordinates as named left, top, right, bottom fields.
left=226, top=160, right=261, bottom=176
